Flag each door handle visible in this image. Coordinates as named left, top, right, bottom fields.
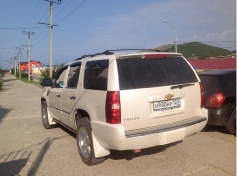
left=70, top=95, right=76, bottom=100
left=56, top=93, right=61, bottom=97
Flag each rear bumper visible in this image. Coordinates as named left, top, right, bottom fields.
left=91, top=116, right=207, bottom=151
left=207, top=106, right=233, bottom=126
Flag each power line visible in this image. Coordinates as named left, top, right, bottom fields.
left=54, top=0, right=73, bottom=18
left=0, top=27, right=47, bottom=30
left=57, top=0, right=88, bottom=23
left=26, top=0, right=41, bottom=27
left=0, top=47, right=17, bottom=50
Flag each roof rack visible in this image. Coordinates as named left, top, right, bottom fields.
left=75, top=49, right=160, bottom=61
left=75, top=51, right=114, bottom=61
left=104, top=49, right=161, bottom=53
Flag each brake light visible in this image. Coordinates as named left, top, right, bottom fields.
left=205, top=92, right=225, bottom=108
left=143, top=54, right=167, bottom=59
left=199, top=82, right=204, bottom=108
left=105, top=91, right=121, bottom=124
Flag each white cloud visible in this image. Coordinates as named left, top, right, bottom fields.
left=205, top=29, right=236, bottom=39
left=85, top=0, right=235, bottom=51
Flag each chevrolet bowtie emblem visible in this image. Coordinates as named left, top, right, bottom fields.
left=165, top=94, right=174, bottom=100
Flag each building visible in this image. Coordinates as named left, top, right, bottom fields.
left=20, top=61, right=42, bottom=73
left=188, top=58, right=236, bottom=70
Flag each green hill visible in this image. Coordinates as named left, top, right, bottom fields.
left=156, top=42, right=234, bottom=59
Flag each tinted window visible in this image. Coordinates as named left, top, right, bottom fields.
left=84, top=60, right=109, bottom=90
left=199, top=75, right=220, bottom=93
left=117, top=57, right=198, bottom=90
left=67, top=62, right=81, bottom=89
left=221, top=72, right=236, bottom=92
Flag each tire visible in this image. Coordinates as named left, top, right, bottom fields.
left=76, top=117, right=105, bottom=165
left=41, top=101, right=53, bottom=129
left=225, top=108, right=236, bottom=135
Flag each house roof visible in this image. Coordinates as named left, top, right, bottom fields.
left=188, top=58, right=236, bottom=70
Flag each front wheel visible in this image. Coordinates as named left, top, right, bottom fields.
left=225, top=108, right=236, bottom=135
left=41, top=101, right=53, bottom=129
left=76, top=117, right=105, bottom=165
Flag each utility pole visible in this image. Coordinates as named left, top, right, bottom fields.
left=14, top=56, right=17, bottom=75
left=10, top=58, right=14, bottom=74
left=16, top=47, right=22, bottom=79
left=22, top=31, right=35, bottom=81
left=12, top=56, right=17, bottom=76
left=39, top=0, right=61, bottom=78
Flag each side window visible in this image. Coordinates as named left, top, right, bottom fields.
left=67, top=62, right=81, bottom=89
left=84, top=60, right=109, bottom=90
left=54, top=66, right=68, bottom=88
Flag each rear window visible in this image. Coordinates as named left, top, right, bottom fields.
left=117, top=57, right=198, bottom=90
left=199, top=75, right=220, bottom=93
left=221, top=72, right=236, bottom=92
left=84, top=60, right=109, bottom=90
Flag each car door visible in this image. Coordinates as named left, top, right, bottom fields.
left=48, top=65, right=68, bottom=121
left=61, top=62, right=81, bottom=128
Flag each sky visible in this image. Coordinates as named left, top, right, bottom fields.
left=0, top=0, right=236, bottom=69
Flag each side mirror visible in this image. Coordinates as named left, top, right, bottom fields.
left=41, top=79, right=52, bottom=87
left=58, top=81, right=64, bottom=88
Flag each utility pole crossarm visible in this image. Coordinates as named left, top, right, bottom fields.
left=44, top=0, right=62, bottom=4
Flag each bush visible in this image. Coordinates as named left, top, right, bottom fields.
left=40, top=65, right=64, bottom=81
left=0, top=69, right=3, bottom=91
left=0, top=75, right=2, bottom=91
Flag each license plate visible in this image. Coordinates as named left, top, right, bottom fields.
left=153, top=99, right=181, bottom=111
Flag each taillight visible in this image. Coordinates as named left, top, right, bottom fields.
left=105, top=91, right=121, bottom=124
left=199, top=82, right=204, bottom=108
left=143, top=54, right=167, bottom=59
left=205, top=92, right=225, bottom=108
left=143, top=53, right=182, bottom=59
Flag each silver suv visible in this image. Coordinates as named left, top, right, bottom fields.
left=41, top=50, right=207, bottom=165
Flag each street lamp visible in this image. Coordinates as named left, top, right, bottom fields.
left=163, top=20, right=177, bottom=53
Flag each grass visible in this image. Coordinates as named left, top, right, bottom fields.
left=20, top=76, right=42, bottom=88
left=0, top=75, right=3, bottom=91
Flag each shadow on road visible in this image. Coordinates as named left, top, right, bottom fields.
left=27, top=139, right=52, bottom=176
left=202, top=125, right=230, bottom=134
left=2, top=78, right=18, bottom=83
left=51, top=123, right=183, bottom=162
left=0, top=106, right=11, bottom=124
left=0, top=137, right=65, bottom=176
left=0, top=150, right=32, bottom=176
left=109, top=141, right=182, bottom=161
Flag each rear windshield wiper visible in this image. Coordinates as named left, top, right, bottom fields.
left=171, top=83, right=195, bottom=90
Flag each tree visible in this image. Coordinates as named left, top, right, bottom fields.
left=40, top=64, right=64, bottom=80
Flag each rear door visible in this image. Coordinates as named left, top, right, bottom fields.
left=117, top=54, right=201, bottom=131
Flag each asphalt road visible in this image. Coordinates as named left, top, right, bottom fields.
left=0, top=74, right=236, bottom=176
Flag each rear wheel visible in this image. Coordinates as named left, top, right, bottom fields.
left=225, top=108, right=236, bottom=135
left=76, top=117, right=105, bottom=165
left=41, top=101, right=53, bottom=129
